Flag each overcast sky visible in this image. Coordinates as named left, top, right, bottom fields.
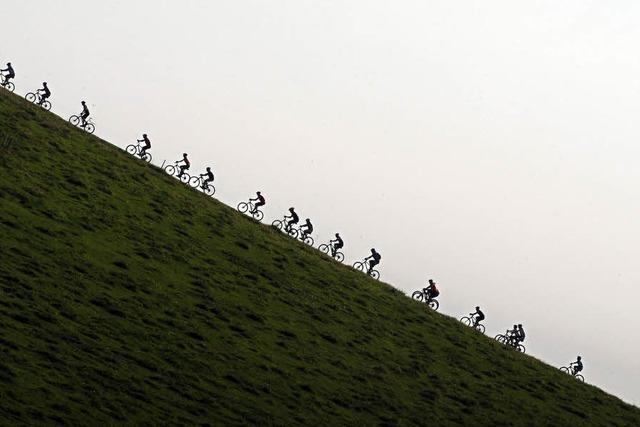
left=3, top=0, right=639, bottom=404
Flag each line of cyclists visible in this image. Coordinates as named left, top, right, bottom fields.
left=4, top=60, right=587, bottom=383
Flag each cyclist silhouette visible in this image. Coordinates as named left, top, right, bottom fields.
left=330, top=233, right=344, bottom=256
left=516, top=324, right=525, bottom=343
left=249, top=191, right=265, bottom=214
left=423, top=279, right=440, bottom=301
left=200, top=167, right=214, bottom=189
left=284, top=207, right=299, bottom=231
left=364, top=248, right=381, bottom=273
left=471, top=306, right=485, bottom=327
left=79, top=101, right=90, bottom=127
left=177, top=153, right=190, bottom=177
left=37, top=82, right=51, bottom=104
left=137, top=134, right=151, bottom=158
left=570, top=356, right=583, bottom=375
left=300, top=218, right=313, bottom=238
left=1, top=62, right=15, bottom=85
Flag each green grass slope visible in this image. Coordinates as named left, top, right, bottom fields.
left=0, top=89, right=638, bottom=427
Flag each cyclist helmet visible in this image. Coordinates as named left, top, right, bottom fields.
left=577, top=356, right=582, bottom=360
left=428, top=279, right=435, bottom=285
left=335, top=233, right=340, bottom=237
left=256, top=191, right=261, bottom=195
left=43, top=82, right=48, bottom=86
left=289, top=207, right=295, bottom=211
left=81, top=101, right=86, bottom=105
left=7, top=62, right=11, bottom=66
left=206, top=167, right=211, bottom=171
left=183, top=153, right=188, bottom=157
left=306, top=218, right=310, bottom=221
left=513, top=324, right=518, bottom=329
left=143, top=133, right=147, bottom=137
left=518, top=324, right=523, bottom=328
left=475, top=306, right=480, bottom=310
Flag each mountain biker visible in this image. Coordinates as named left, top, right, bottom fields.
left=137, top=134, right=151, bottom=158
left=330, top=233, right=344, bottom=256
left=471, top=306, right=485, bottom=327
left=1, top=62, right=15, bottom=85
left=516, top=324, right=525, bottom=343
left=249, top=191, right=265, bottom=214
left=285, top=207, right=299, bottom=231
left=300, top=218, right=313, bottom=238
left=79, top=101, right=90, bottom=127
left=570, top=356, right=583, bottom=376
left=364, top=248, right=381, bottom=273
left=177, top=153, right=190, bottom=177
left=199, top=167, right=214, bottom=189
left=37, top=82, right=51, bottom=104
left=423, top=279, right=440, bottom=301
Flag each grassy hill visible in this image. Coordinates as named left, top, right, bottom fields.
left=0, top=88, right=638, bottom=426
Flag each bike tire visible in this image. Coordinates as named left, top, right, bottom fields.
left=85, top=123, right=95, bottom=134
left=476, top=324, right=486, bottom=334
left=288, top=228, right=298, bottom=239
left=253, top=210, right=263, bottom=221
left=69, top=115, right=80, bottom=126
left=125, top=144, right=137, bottom=156
left=517, top=344, right=526, bottom=353
left=428, top=299, right=439, bottom=311
left=494, top=334, right=505, bottom=343
left=560, top=367, right=570, bottom=374
left=411, top=291, right=424, bottom=302
left=304, top=236, right=314, bottom=246
left=353, top=261, right=365, bottom=273
left=180, top=173, right=191, bottom=184
left=335, top=252, right=344, bottom=263
left=204, top=185, right=215, bottom=196
left=25, top=93, right=36, bottom=103
left=165, top=165, right=176, bottom=176
left=575, top=374, right=584, bottom=382
left=188, top=176, right=200, bottom=188
left=42, top=100, right=52, bottom=111
left=318, top=244, right=330, bottom=255
left=5, top=82, right=15, bottom=93
left=370, top=270, right=380, bottom=280
left=237, top=202, right=249, bottom=213
left=141, top=152, right=152, bottom=163
left=460, top=316, right=472, bottom=326
left=272, top=220, right=283, bottom=231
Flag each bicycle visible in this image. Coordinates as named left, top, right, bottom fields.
left=411, top=289, right=439, bottom=311
left=188, top=175, right=216, bottom=197
left=0, top=75, right=15, bottom=93
left=68, top=115, right=95, bottom=134
left=296, top=230, right=314, bottom=247
left=460, top=314, right=485, bottom=334
left=237, top=201, right=264, bottom=222
left=318, top=242, right=345, bottom=263
left=353, top=259, right=380, bottom=280
left=125, top=142, right=152, bottom=163
left=559, top=366, right=585, bottom=382
left=494, top=332, right=525, bottom=353
left=272, top=217, right=299, bottom=238
left=164, top=161, right=191, bottom=184
left=25, top=92, right=51, bottom=111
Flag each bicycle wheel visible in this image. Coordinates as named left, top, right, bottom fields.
left=272, top=220, right=283, bottom=231
left=141, top=152, right=152, bottom=163
left=428, top=299, right=439, bottom=311
left=180, top=173, right=191, bottom=184
left=41, top=100, right=52, bottom=111
left=370, top=270, right=380, bottom=280
left=5, top=82, right=14, bottom=92
left=25, top=93, right=36, bottom=103
left=475, top=324, right=485, bottom=334
left=335, top=252, right=344, bottom=263
left=318, top=244, right=330, bottom=255
left=575, top=374, right=584, bottom=382
left=412, top=291, right=424, bottom=302
left=203, top=185, right=215, bottom=196
left=126, top=144, right=138, bottom=155
left=188, top=176, right=200, bottom=188
left=494, top=334, right=506, bottom=343
left=252, top=210, right=263, bottom=221
left=288, top=228, right=298, bottom=239
left=560, top=367, right=570, bottom=374
left=353, top=261, right=365, bottom=273
left=85, top=123, right=95, bottom=134
left=69, top=115, right=80, bottom=126
left=460, top=316, right=472, bottom=326
left=517, top=344, right=526, bottom=353
left=165, top=165, right=176, bottom=176
left=237, top=202, right=249, bottom=213
left=303, top=236, right=314, bottom=246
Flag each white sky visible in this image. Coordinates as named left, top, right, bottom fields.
left=4, top=0, right=639, bottom=405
